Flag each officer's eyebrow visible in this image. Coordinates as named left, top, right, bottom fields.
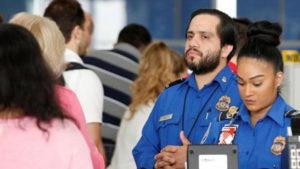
left=198, top=31, right=213, bottom=35
left=187, top=30, right=213, bottom=35
left=237, top=74, right=264, bottom=81
left=186, top=31, right=194, bottom=35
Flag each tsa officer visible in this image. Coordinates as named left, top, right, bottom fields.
left=133, top=8, right=243, bottom=169
left=204, top=21, right=298, bottom=169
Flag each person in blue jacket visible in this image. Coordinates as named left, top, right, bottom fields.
left=132, top=8, right=243, bottom=169
left=202, top=20, right=297, bottom=169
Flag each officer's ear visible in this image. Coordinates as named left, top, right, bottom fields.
left=275, top=71, right=283, bottom=88
left=220, top=44, right=233, bottom=60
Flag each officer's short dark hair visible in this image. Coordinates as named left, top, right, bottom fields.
left=233, top=17, right=252, bottom=54
left=186, top=9, right=238, bottom=62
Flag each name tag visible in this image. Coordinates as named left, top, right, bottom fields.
left=159, top=114, right=173, bottom=122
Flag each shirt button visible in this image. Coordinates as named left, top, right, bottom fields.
left=246, top=151, right=249, bottom=155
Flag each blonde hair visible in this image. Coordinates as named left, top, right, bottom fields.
left=10, top=12, right=66, bottom=78
left=128, top=41, right=186, bottom=119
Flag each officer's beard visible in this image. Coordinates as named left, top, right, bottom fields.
left=184, top=49, right=221, bottom=75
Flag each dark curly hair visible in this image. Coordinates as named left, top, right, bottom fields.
left=0, top=24, right=71, bottom=131
left=238, top=21, right=283, bottom=73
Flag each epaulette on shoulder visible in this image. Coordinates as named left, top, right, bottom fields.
left=165, top=78, right=186, bottom=89
left=285, top=109, right=300, bottom=118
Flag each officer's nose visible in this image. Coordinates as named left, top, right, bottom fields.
left=244, top=84, right=253, bottom=97
left=188, top=36, right=200, bottom=48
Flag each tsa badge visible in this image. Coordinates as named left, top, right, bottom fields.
left=226, top=106, right=238, bottom=119
left=216, top=96, right=231, bottom=112
left=218, top=125, right=238, bottom=144
left=271, top=136, right=286, bottom=156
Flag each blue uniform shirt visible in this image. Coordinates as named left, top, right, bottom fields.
left=132, top=66, right=242, bottom=169
left=205, top=96, right=294, bottom=169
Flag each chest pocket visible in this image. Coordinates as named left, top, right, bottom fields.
left=156, top=112, right=180, bottom=130
left=197, top=106, right=219, bottom=127
left=156, top=112, right=181, bottom=146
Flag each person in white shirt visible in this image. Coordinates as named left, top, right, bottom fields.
left=44, top=0, right=106, bottom=161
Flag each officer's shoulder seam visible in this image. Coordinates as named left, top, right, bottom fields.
left=165, top=78, right=186, bottom=89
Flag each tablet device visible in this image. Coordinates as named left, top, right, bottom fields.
left=187, top=144, right=238, bottom=169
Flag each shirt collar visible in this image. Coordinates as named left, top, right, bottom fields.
left=178, top=65, right=235, bottom=91
left=177, top=74, right=195, bottom=90
left=214, top=65, right=235, bottom=91
left=238, top=96, right=287, bottom=127
left=64, top=48, right=83, bottom=64
left=267, top=96, right=288, bottom=127
left=237, top=104, right=250, bottom=123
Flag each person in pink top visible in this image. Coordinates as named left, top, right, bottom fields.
left=0, top=23, right=93, bottom=168
left=9, top=13, right=105, bottom=169
left=56, top=85, right=105, bottom=169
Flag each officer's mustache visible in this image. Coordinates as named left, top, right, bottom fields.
left=185, top=47, right=203, bottom=58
